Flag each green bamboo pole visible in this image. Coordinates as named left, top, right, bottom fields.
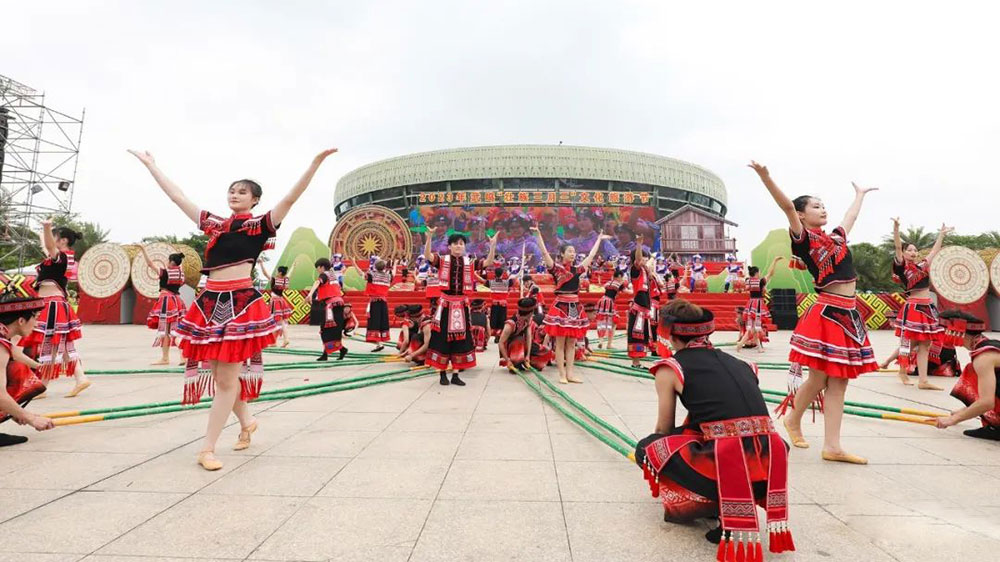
left=85, top=357, right=390, bottom=376
left=516, top=372, right=632, bottom=458
left=528, top=368, right=637, bottom=447
left=53, top=369, right=434, bottom=426
left=45, top=366, right=426, bottom=419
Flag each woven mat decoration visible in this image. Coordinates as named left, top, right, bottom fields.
left=929, top=246, right=989, bottom=305
left=78, top=243, right=131, bottom=298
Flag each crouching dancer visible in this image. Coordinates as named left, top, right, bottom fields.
left=0, top=287, right=54, bottom=446
left=633, top=299, right=794, bottom=559
left=932, top=310, right=1000, bottom=440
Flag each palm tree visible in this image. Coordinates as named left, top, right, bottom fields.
left=879, top=226, right=936, bottom=252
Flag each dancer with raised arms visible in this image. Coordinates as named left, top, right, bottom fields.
left=533, top=226, right=609, bottom=384
left=890, top=218, right=952, bottom=389
left=139, top=247, right=186, bottom=364
left=130, top=147, right=337, bottom=470
left=750, top=160, right=878, bottom=465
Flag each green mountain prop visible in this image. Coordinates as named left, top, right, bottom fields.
left=276, top=227, right=332, bottom=290
left=749, top=228, right=813, bottom=293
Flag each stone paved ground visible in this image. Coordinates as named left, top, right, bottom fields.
left=1, top=325, right=998, bottom=562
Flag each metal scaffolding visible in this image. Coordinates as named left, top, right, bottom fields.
left=0, top=74, right=85, bottom=268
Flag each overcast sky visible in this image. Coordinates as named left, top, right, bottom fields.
left=5, top=1, right=997, bottom=261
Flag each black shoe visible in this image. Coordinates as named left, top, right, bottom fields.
left=963, top=426, right=1000, bottom=441
left=0, top=433, right=28, bottom=447
left=337, top=347, right=349, bottom=361
left=439, top=372, right=450, bottom=385
left=705, top=525, right=724, bottom=544
left=450, top=373, right=466, bottom=386
left=316, top=353, right=329, bottom=362
left=371, top=345, right=384, bottom=353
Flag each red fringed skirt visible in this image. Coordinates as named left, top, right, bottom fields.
left=788, top=292, right=878, bottom=379
left=270, top=292, right=294, bottom=323
left=173, top=278, right=280, bottom=404
left=544, top=294, right=589, bottom=338
left=20, top=294, right=82, bottom=381
left=894, top=297, right=942, bottom=341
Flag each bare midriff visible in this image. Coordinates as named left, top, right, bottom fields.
left=820, top=280, right=857, bottom=298
left=37, top=280, right=65, bottom=298
left=207, top=262, right=254, bottom=281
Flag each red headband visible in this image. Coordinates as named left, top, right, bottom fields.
left=669, top=319, right=716, bottom=337
left=0, top=298, right=44, bottom=315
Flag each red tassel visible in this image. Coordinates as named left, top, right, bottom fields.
left=768, top=529, right=777, bottom=553
left=780, top=530, right=790, bottom=553
left=755, top=540, right=764, bottom=562
left=726, top=535, right=736, bottom=562
left=717, top=535, right=727, bottom=562
left=747, top=537, right=757, bottom=562
left=735, top=538, right=745, bottom=562
left=786, top=530, right=796, bottom=552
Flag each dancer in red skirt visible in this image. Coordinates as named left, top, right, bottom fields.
left=635, top=299, right=794, bottom=556
left=627, top=236, right=655, bottom=368
left=130, top=147, right=336, bottom=470
left=751, top=161, right=877, bottom=464
left=259, top=261, right=294, bottom=348
left=596, top=269, right=627, bottom=350
left=422, top=227, right=498, bottom=385
left=533, top=226, right=608, bottom=384
left=394, top=304, right=411, bottom=353
left=498, top=297, right=537, bottom=373
left=735, top=256, right=783, bottom=353
left=0, top=288, right=54, bottom=447
left=487, top=266, right=513, bottom=341
left=890, top=218, right=952, bottom=389
left=307, top=258, right=351, bottom=362
left=139, top=247, right=187, bottom=364
left=353, top=259, right=392, bottom=351
left=933, top=310, right=1000, bottom=440
left=21, top=221, right=91, bottom=398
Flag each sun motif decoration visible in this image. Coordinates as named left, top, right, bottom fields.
left=328, top=204, right=412, bottom=263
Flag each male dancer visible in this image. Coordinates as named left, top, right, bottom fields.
left=423, top=226, right=497, bottom=385
left=933, top=310, right=1000, bottom=440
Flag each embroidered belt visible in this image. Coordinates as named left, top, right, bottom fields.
left=816, top=291, right=856, bottom=309
left=700, top=416, right=775, bottom=440
left=206, top=277, right=253, bottom=291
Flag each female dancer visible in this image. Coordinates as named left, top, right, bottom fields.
left=354, top=259, right=392, bottom=352
left=533, top=226, right=609, bottom=384
left=689, top=254, right=706, bottom=292
left=258, top=261, right=294, bottom=348
left=891, top=218, right=951, bottom=389
left=596, top=269, right=626, bottom=349
left=140, top=247, right=186, bottom=364
left=735, top=256, right=783, bottom=353
left=130, top=147, right=336, bottom=470
left=307, top=258, right=350, bottom=362
left=634, top=299, right=794, bottom=555
left=21, top=221, right=91, bottom=397
left=487, top=266, right=512, bottom=342
left=751, top=160, right=878, bottom=464
left=627, top=236, right=655, bottom=368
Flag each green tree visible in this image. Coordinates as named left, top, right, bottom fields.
left=51, top=214, right=110, bottom=259
left=141, top=232, right=209, bottom=258
left=879, top=226, right=936, bottom=252
left=850, top=242, right=897, bottom=292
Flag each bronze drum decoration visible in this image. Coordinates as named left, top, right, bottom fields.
left=328, top=204, right=412, bottom=263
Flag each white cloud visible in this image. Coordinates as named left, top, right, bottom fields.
left=4, top=0, right=997, bottom=261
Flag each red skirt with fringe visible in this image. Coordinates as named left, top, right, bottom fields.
left=20, top=294, right=83, bottom=381
left=173, top=278, right=280, bottom=405
left=544, top=294, right=589, bottom=338
left=788, top=292, right=877, bottom=379
left=893, top=297, right=942, bottom=341
left=147, top=291, right=186, bottom=330
left=270, top=293, right=294, bottom=323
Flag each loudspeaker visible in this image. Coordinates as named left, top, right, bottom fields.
left=769, top=289, right=798, bottom=314
left=772, top=310, right=799, bottom=330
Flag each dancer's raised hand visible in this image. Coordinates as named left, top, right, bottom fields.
left=747, top=161, right=769, bottom=177
left=127, top=149, right=156, bottom=167
left=852, top=181, right=878, bottom=196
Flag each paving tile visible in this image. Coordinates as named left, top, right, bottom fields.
left=0, top=488, right=69, bottom=522
left=438, top=460, right=559, bottom=501
left=318, top=457, right=450, bottom=499
left=465, top=413, right=548, bottom=434
left=357, top=430, right=463, bottom=460
left=263, top=429, right=379, bottom=457
left=0, top=452, right=150, bottom=491
left=87, top=447, right=253, bottom=493
left=309, top=411, right=399, bottom=432
left=556, top=461, right=647, bottom=502
left=563, top=501, right=710, bottom=562
left=202, top=456, right=349, bottom=497
left=98, top=494, right=301, bottom=559
left=455, top=431, right=552, bottom=461
left=0, top=490, right=184, bottom=554
left=409, top=500, right=570, bottom=562
left=385, top=411, right=472, bottom=432
left=251, top=497, right=430, bottom=561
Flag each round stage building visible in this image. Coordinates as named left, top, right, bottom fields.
left=333, top=145, right=732, bottom=263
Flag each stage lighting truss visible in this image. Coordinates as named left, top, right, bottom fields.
left=0, top=74, right=85, bottom=268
